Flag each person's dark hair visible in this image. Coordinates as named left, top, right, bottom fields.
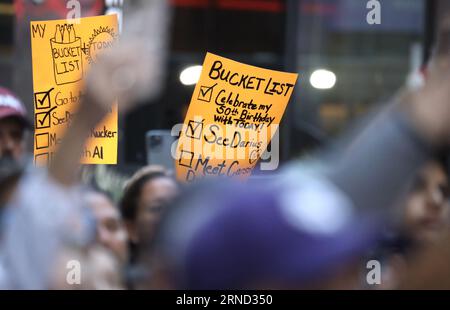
left=409, top=154, right=449, bottom=193
left=120, top=166, right=172, bottom=222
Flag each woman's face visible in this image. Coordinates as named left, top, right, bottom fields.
left=404, top=161, right=450, bottom=244
left=135, top=177, right=178, bottom=245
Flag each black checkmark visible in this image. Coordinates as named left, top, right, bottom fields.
left=198, top=83, right=217, bottom=102
left=37, top=107, right=57, bottom=127
left=199, top=84, right=217, bottom=97
left=37, top=88, right=54, bottom=106
left=186, top=120, right=203, bottom=140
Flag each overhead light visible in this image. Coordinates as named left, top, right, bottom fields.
left=309, top=69, right=336, bottom=90
left=180, top=65, right=202, bottom=86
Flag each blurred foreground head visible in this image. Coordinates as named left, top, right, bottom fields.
left=152, top=180, right=380, bottom=290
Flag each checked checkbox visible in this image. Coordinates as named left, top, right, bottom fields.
left=186, top=119, right=204, bottom=140
left=35, top=107, right=56, bottom=129
left=179, top=150, right=195, bottom=169
left=35, top=133, right=50, bottom=150
left=197, top=83, right=217, bottom=103
left=34, top=88, right=54, bottom=110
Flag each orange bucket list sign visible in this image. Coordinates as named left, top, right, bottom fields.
left=175, top=53, right=298, bottom=182
left=31, top=15, right=119, bottom=166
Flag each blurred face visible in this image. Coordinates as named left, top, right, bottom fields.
left=404, top=161, right=450, bottom=244
left=134, top=177, right=178, bottom=245
left=0, top=118, right=25, bottom=161
left=86, top=192, right=128, bottom=264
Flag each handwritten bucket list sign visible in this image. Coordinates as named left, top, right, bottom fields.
left=175, top=53, right=298, bottom=182
left=31, top=15, right=119, bottom=166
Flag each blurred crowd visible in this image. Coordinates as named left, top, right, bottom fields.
left=2, top=2, right=450, bottom=291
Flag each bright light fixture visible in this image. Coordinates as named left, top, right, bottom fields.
left=180, top=65, right=203, bottom=85
left=309, top=69, right=336, bottom=90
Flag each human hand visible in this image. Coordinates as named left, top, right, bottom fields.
left=83, top=37, right=157, bottom=115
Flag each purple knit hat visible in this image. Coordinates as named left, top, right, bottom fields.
left=179, top=182, right=380, bottom=289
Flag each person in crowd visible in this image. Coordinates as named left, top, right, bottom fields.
left=120, top=166, right=178, bottom=257
left=402, top=158, right=450, bottom=245
left=84, top=190, right=129, bottom=266
left=370, top=157, right=450, bottom=289
left=0, top=87, right=30, bottom=162
left=370, top=23, right=450, bottom=289
left=144, top=17, right=450, bottom=289
left=0, top=35, right=155, bottom=289
left=120, top=166, right=178, bottom=288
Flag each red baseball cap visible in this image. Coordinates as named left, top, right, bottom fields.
left=0, top=86, right=30, bottom=129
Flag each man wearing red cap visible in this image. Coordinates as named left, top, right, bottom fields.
left=0, top=87, right=30, bottom=162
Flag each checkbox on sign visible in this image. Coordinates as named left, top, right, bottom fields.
left=35, top=152, right=49, bottom=167
left=179, top=150, right=195, bottom=169
left=197, top=83, right=217, bottom=103
left=35, top=133, right=50, bottom=150
left=186, top=120, right=204, bottom=140
left=34, top=88, right=54, bottom=110
left=35, top=110, right=52, bottom=129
